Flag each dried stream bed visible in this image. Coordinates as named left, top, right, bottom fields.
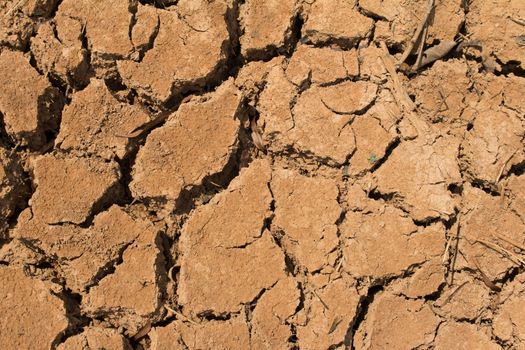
left=1, top=0, right=525, bottom=349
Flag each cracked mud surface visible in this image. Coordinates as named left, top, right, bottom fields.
left=1, top=0, right=524, bottom=349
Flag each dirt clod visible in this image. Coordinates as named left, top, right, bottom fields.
left=130, top=80, right=241, bottom=204
left=56, top=79, right=150, bottom=160
left=0, top=267, right=69, bottom=350
left=303, top=0, right=374, bottom=48
left=0, top=50, right=62, bottom=149
left=29, top=154, right=121, bottom=224
left=57, top=327, right=132, bottom=350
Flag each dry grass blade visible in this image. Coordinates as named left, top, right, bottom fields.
left=447, top=214, right=461, bottom=285
left=116, top=109, right=171, bottom=138
left=328, top=316, right=342, bottom=334
left=398, top=0, right=435, bottom=66
left=168, top=265, right=176, bottom=283
left=379, top=42, right=417, bottom=112
left=439, top=281, right=469, bottom=306
left=380, top=41, right=432, bottom=137
left=415, top=40, right=457, bottom=70
left=250, top=119, right=266, bottom=151
left=165, top=305, right=198, bottom=325
left=312, top=289, right=329, bottom=310
left=476, top=239, right=525, bottom=266
left=491, top=232, right=525, bottom=251
left=442, top=233, right=454, bottom=263
left=4, top=0, right=26, bottom=18
left=508, top=16, right=525, bottom=26
left=413, top=25, right=429, bottom=70
left=132, top=320, right=152, bottom=340
left=471, top=257, right=501, bottom=292
left=495, top=149, right=518, bottom=183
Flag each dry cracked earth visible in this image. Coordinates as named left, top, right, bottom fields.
left=1, top=0, right=525, bottom=349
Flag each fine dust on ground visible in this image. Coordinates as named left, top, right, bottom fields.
left=0, top=0, right=524, bottom=349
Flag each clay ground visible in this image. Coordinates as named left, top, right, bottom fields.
left=1, top=0, right=525, bottom=349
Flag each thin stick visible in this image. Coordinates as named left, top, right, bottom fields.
left=380, top=41, right=433, bottom=139
left=312, top=290, right=329, bottom=310
left=508, top=16, right=525, bottom=26
left=380, top=42, right=417, bottom=112
left=442, top=234, right=454, bottom=263
left=439, top=281, right=469, bottom=306
left=495, top=149, right=518, bottom=183
left=164, top=305, right=198, bottom=325
left=471, top=257, right=501, bottom=292
left=413, top=25, right=429, bottom=70
left=476, top=239, right=525, bottom=266
left=491, top=232, right=525, bottom=251
left=448, top=213, right=461, bottom=285
left=398, top=0, right=435, bottom=66
left=3, top=0, right=26, bottom=18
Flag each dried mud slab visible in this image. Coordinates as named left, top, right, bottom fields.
left=435, top=322, right=501, bottom=350
left=130, top=81, right=240, bottom=203
left=302, top=0, right=374, bottom=48
left=150, top=317, right=250, bottom=350
left=83, top=220, right=166, bottom=334
left=118, top=0, right=232, bottom=103
left=56, top=79, right=150, bottom=160
left=493, top=274, right=525, bottom=346
left=251, top=277, right=300, bottom=349
left=341, top=202, right=444, bottom=283
left=294, top=277, right=360, bottom=349
left=467, top=0, right=525, bottom=65
left=271, top=169, right=341, bottom=272
left=57, top=0, right=135, bottom=61
left=361, top=0, right=464, bottom=49
left=408, top=60, right=477, bottom=132
left=234, top=56, right=285, bottom=103
left=13, top=205, right=153, bottom=293
left=0, top=146, right=28, bottom=233
left=260, top=64, right=369, bottom=165
left=348, top=113, right=398, bottom=176
left=373, top=136, right=462, bottom=221
left=57, top=327, right=131, bottom=350
left=458, top=184, right=525, bottom=282
left=433, top=272, right=491, bottom=321
left=239, top=0, right=298, bottom=59
left=29, top=154, right=121, bottom=224
left=0, top=267, right=69, bottom=350
left=30, top=15, right=89, bottom=87
left=0, top=0, right=58, bottom=49
left=177, top=160, right=286, bottom=316
left=355, top=292, right=440, bottom=349
left=285, top=45, right=359, bottom=86
left=291, top=85, right=356, bottom=164
left=0, top=50, right=62, bottom=149
left=460, top=78, right=525, bottom=190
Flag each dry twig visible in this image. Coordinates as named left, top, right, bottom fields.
left=476, top=239, right=525, bottom=266
left=3, top=0, right=26, bottom=18
left=491, top=232, right=525, bottom=251
left=413, top=24, right=429, bottom=70
left=447, top=214, right=461, bottom=285
left=495, top=149, right=518, bottom=183
left=508, top=16, right=525, bottom=26
left=398, top=0, right=435, bottom=66
left=165, top=305, right=198, bottom=325
left=471, top=257, right=501, bottom=292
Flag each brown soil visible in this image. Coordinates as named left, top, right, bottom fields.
left=1, top=0, right=524, bottom=349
